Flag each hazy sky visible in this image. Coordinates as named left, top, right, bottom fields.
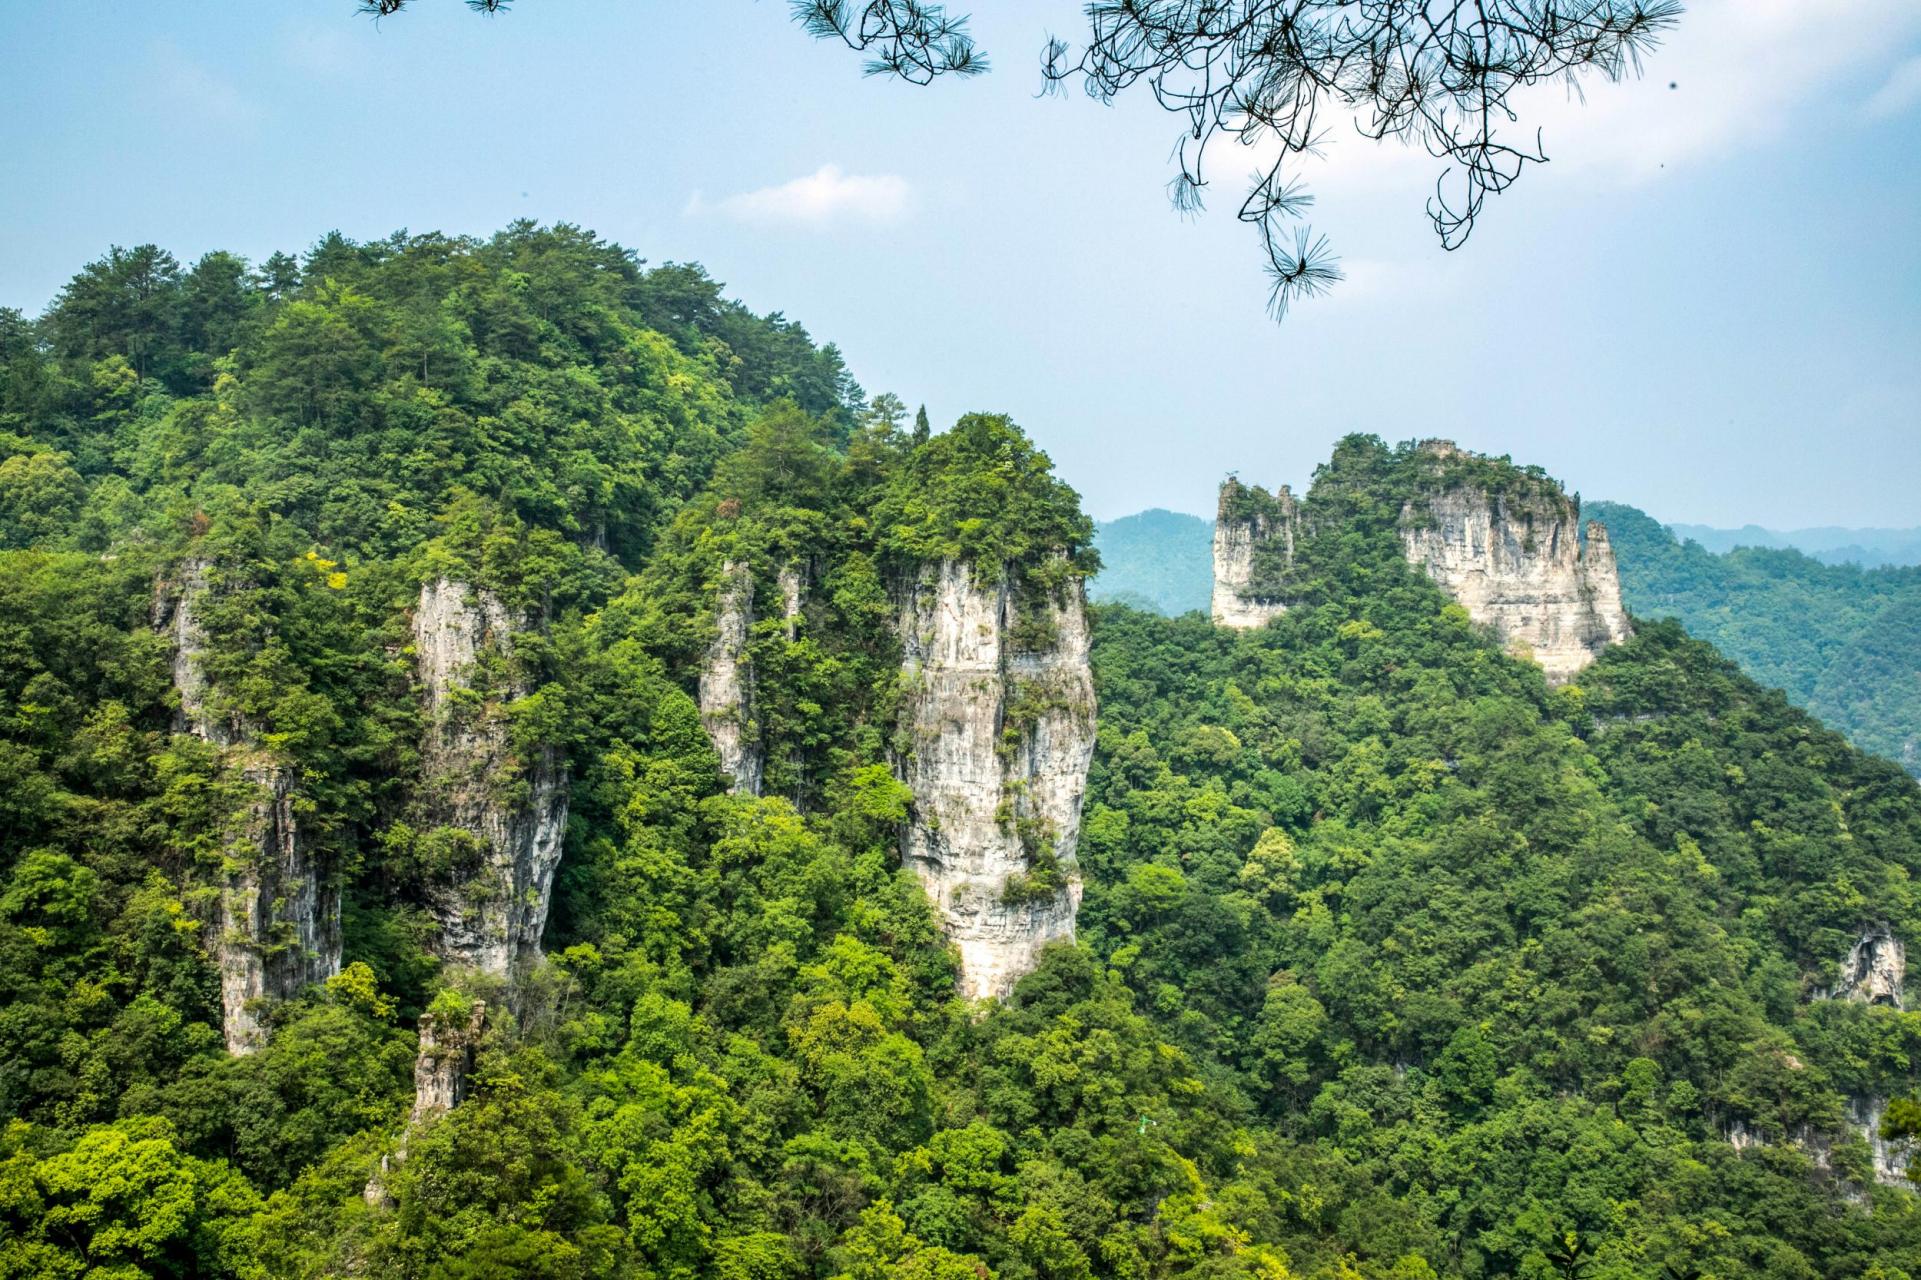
left=3, top=2, right=1918, bottom=526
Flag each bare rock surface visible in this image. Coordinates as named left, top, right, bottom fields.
left=412, top=578, right=568, bottom=976
left=1211, top=479, right=1300, bottom=629
left=156, top=558, right=340, bottom=1053
left=698, top=560, right=763, bottom=796
left=1398, top=442, right=1631, bottom=682
left=895, top=560, right=1095, bottom=1000
left=1822, top=923, right=1906, bottom=1008
left=409, top=999, right=488, bottom=1125
left=365, top=999, right=489, bottom=1206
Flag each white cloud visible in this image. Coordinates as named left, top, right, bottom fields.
left=1865, top=54, right=1921, bottom=119
left=688, top=165, right=913, bottom=229
left=284, top=23, right=359, bottom=79
left=1518, top=0, right=1921, bottom=184
left=150, top=41, right=259, bottom=130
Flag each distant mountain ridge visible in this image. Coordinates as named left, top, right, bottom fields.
left=1089, top=508, right=1212, bottom=615
left=1667, top=521, right=1921, bottom=568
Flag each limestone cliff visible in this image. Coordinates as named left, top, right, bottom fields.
left=155, top=559, right=340, bottom=1054
left=1824, top=923, right=1906, bottom=1008
left=216, top=762, right=342, bottom=1053
left=408, top=999, right=488, bottom=1125
left=365, top=999, right=488, bottom=1206
left=412, top=578, right=568, bottom=976
left=1763, top=927, right=1915, bottom=1186
left=778, top=563, right=804, bottom=641
left=698, top=560, right=763, bottom=796
left=1398, top=442, right=1632, bottom=682
left=1211, top=479, right=1300, bottom=629
left=895, top=560, right=1095, bottom=1000
left=156, top=558, right=234, bottom=745
left=1849, top=1095, right=1919, bottom=1188
left=1727, top=1096, right=1918, bottom=1190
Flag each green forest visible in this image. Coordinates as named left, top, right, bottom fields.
left=1590, top=502, right=1921, bottom=778
left=3, top=228, right=1921, bottom=1280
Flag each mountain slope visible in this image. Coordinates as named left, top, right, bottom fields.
left=1592, top=499, right=1921, bottom=774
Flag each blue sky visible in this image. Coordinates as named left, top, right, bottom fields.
left=2, top=2, right=1918, bottom=526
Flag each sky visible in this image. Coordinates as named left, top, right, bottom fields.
left=2, top=1, right=1918, bottom=527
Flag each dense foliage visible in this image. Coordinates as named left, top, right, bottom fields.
left=1592, top=501, right=1921, bottom=777
left=2, top=233, right=1920, bottom=1280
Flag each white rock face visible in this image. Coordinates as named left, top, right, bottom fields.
left=1211, top=480, right=1299, bottom=629
left=1826, top=924, right=1906, bottom=1008
left=778, top=563, right=804, bottom=641
left=1399, top=458, right=1632, bottom=683
left=156, top=559, right=236, bottom=745
left=1729, top=1098, right=1918, bottom=1189
left=896, top=560, right=1095, bottom=1000
left=413, top=579, right=568, bottom=976
left=698, top=561, right=763, bottom=796
left=155, top=559, right=340, bottom=1054
left=216, top=761, right=343, bottom=1053
left=1848, top=1095, right=1918, bottom=1187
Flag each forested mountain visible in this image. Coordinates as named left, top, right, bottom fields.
left=1591, top=501, right=1921, bottom=777
left=1089, top=509, right=1211, bottom=615
left=2, top=229, right=1921, bottom=1280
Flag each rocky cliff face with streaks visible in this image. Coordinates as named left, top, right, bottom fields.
left=1208, top=444, right=1633, bottom=681
left=411, top=578, right=568, bottom=976
left=1825, top=923, right=1906, bottom=1007
left=894, top=559, right=1095, bottom=1000
left=1210, top=479, right=1300, bottom=629
left=698, top=560, right=764, bottom=796
left=697, top=560, right=812, bottom=797
left=155, top=558, right=340, bottom=1054
left=365, top=998, right=489, bottom=1206
left=1397, top=442, right=1632, bottom=682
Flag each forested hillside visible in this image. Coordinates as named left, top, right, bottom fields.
left=1592, top=501, right=1921, bottom=776
left=2, top=230, right=1921, bottom=1279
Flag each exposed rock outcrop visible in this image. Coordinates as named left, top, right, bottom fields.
left=365, top=999, right=489, bottom=1207
left=1211, top=479, right=1300, bottom=629
left=778, top=563, right=804, bottom=641
left=216, top=762, right=342, bottom=1053
left=1398, top=442, right=1632, bottom=682
left=408, top=999, right=488, bottom=1125
left=895, top=560, right=1095, bottom=1000
left=698, top=560, right=763, bottom=796
left=156, top=558, right=232, bottom=744
left=1825, top=924, right=1906, bottom=1008
left=155, top=559, right=340, bottom=1054
left=1849, top=1095, right=1917, bottom=1187
left=1726, top=1098, right=1917, bottom=1190
left=412, top=579, right=568, bottom=976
